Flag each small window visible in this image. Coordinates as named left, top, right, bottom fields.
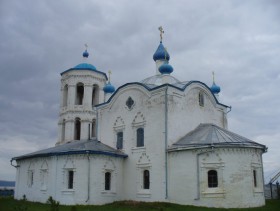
left=143, top=170, right=150, bottom=189
left=105, top=172, right=111, bottom=190
left=253, top=170, right=257, bottom=187
left=199, top=92, right=204, bottom=107
left=137, top=128, right=144, bottom=147
left=208, top=170, right=218, bottom=188
left=68, top=170, right=74, bottom=189
left=116, top=132, right=123, bottom=149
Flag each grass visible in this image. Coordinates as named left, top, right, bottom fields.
left=0, top=197, right=279, bottom=211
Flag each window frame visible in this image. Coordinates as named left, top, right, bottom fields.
left=27, top=170, right=34, bottom=187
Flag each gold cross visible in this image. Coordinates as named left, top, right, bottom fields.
left=158, top=26, right=164, bottom=42
left=212, top=71, right=215, bottom=83
left=108, top=70, right=112, bottom=82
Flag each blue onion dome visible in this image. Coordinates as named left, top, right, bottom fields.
left=103, top=82, right=115, bottom=94
left=210, top=82, right=221, bottom=94
left=159, top=62, right=173, bottom=74
left=153, top=42, right=170, bottom=61
left=83, top=49, right=89, bottom=58
left=73, top=49, right=96, bottom=70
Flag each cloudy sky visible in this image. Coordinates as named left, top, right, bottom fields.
left=0, top=0, right=279, bottom=183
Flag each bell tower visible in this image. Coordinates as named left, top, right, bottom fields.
left=57, top=47, right=108, bottom=145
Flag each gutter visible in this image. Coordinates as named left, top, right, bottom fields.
left=10, top=159, right=19, bottom=168
left=85, top=151, right=90, bottom=203
left=164, top=86, right=168, bottom=199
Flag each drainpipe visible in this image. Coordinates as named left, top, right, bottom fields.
left=260, top=149, right=266, bottom=198
left=85, top=151, right=90, bottom=203
left=165, top=86, right=168, bottom=199
left=195, top=146, right=214, bottom=200
left=10, top=159, right=20, bottom=199
left=95, top=108, right=99, bottom=141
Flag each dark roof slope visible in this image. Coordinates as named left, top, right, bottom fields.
left=169, top=124, right=266, bottom=151
left=12, top=139, right=127, bottom=161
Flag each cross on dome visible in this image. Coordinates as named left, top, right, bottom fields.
left=108, top=70, right=112, bottom=82
left=83, top=44, right=89, bottom=58
left=158, top=26, right=164, bottom=42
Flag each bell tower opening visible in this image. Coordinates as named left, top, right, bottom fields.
left=76, top=83, right=84, bottom=105
left=62, top=85, right=68, bottom=107
left=74, top=118, right=81, bottom=140
left=92, top=85, right=99, bottom=106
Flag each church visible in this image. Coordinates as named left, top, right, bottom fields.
left=11, top=29, right=267, bottom=208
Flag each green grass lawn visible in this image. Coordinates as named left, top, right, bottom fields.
left=0, top=197, right=279, bottom=211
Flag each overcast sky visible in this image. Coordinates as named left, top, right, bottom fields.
left=0, top=0, right=279, bottom=183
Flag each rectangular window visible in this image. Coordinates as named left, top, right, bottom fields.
left=253, top=170, right=257, bottom=187
left=116, top=132, right=123, bottom=149
left=68, top=170, right=74, bottom=189
left=105, top=172, right=111, bottom=190
left=143, top=170, right=150, bottom=189
left=137, top=128, right=144, bottom=147
left=208, top=170, right=218, bottom=188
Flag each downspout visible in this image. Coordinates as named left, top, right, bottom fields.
left=95, top=108, right=99, bottom=140
left=165, top=86, right=168, bottom=199
left=195, top=146, right=214, bottom=200
left=85, top=151, right=90, bottom=203
left=10, top=159, right=20, bottom=199
left=260, top=148, right=267, bottom=198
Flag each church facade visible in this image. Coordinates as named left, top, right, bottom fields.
left=12, top=32, right=267, bottom=208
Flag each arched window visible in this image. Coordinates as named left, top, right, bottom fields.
left=208, top=170, right=218, bottom=188
left=143, top=170, right=150, bottom=189
left=105, top=172, right=111, bottom=190
left=116, top=132, right=123, bottom=149
left=199, top=91, right=204, bottom=107
left=63, top=85, right=68, bottom=107
left=74, top=118, right=81, bottom=140
left=137, top=128, right=144, bottom=147
left=61, top=119, right=66, bottom=141
left=92, top=85, right=99, bottom=106
left=76, top=83, right=84, bottom=105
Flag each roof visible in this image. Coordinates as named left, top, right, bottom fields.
left=60, top=64, right=108, bottom=80
left=96, top=81, right=229, bottom=108
left=169, top=124, right=267, bottom=151
left=12, top=139, right=128, bottom=161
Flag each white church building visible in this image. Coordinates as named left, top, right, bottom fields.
left=12, top=30, right=267, bottom=208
